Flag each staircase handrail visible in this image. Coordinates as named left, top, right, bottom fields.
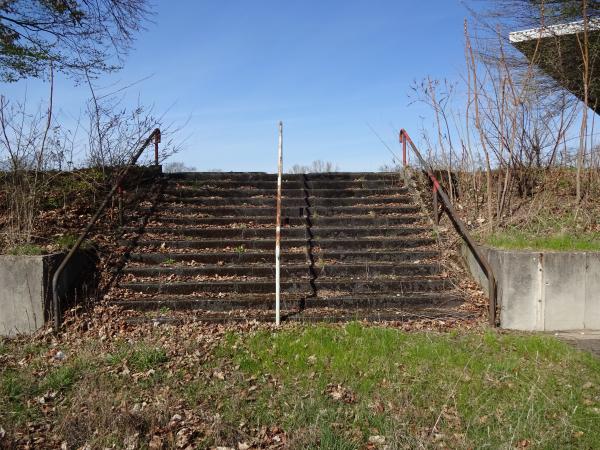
left=51, top=128, right=162, bottom=332
left=399, top=129, right=497, bottom=326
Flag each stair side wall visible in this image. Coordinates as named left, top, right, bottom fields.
left=461, top=243, right=600, bottom=331
left=0, top=251, right=97, bottom=336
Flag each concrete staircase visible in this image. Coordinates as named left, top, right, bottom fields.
left=108, top=172, right=463, bottom=322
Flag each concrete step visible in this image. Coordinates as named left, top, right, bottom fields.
left=110, top=292, right=460, bottom=311
left=166, top=172, right=401, bottom=182
left=123, top=310, right=472, bottom=325
left=150, top=205, right=421, bottom=217
left=126, top=237, right=435, bottom=251
left=163, top=187, right=409, bottom=198
left=122, top=262, right=441, bottom=278
left=128, top=250, right=439, bottom=265
left=161, top=196, right=414, bottom=207
left=120, top=277, right=451, bottom=295
left=125, top=226, right=429, bottom=239
left=107, top=169, right=465, bottom=325
left=169, top=180, right=402, bottom=190
left=287, top=307, right=471, bottom=323
left=146, top=215, right=423, bottom=227
left=122, top=307, right=473, bottom=325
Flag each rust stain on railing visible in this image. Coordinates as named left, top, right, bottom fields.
left=400, top=129, right=498, bottom=326
left=51, top=129, right=162, bottom=332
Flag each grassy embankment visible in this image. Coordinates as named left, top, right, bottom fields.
left=486, top=230, right=600, bottom=251
left=481, top=207, right=600, bottom=251
left=1, top=323, right=599, bottom=448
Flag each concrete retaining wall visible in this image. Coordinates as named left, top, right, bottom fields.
left=461, top=244, right=600, bottom=331
left=0, top=251, right=97, bottom=336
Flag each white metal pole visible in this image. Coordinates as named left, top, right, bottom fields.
left=275, top=121, right=283, bottom=326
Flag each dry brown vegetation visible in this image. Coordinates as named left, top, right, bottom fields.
left=408, top=2, right=600, bottom=249
left=0, top=71, right=179, bottom=255
left=1, top=312, right=599, bottom=449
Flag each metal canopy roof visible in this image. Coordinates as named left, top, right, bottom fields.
left=509, top=18, right=600, bottom=113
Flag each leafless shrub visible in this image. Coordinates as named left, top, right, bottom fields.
left=0, top=76, right=181, bottom=251
left=0, top=68, right=71, bottom=248
left=288, top=160, right=339, bottom=174
left=379, top=163, right=403, bottom=172
left=164, top=161, right=196, bottom=173
left=84, top=75, right=180, bottom=169
left=407, top=3, right=597, bottom=232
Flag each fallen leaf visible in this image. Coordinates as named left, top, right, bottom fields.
left=176, top=428, right=192, bottom=448
left=326, top=384, right=357, bottom=404
left=124, top=432, right=139, bottom=450
left=149, top=435, right=162, bottom=449
left=369, top=435, right=386, bottom=445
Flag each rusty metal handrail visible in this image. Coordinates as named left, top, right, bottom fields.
left=399, top=129, right=497, bottom=326
left=51, top=128, right=161, bottom=332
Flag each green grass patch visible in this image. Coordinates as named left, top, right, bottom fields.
left=106, top=342, right=168, bottom=372
left=212, top=324, right=600, bottom=448
left=1, top=325, right=599, bottom=448
left=21, top=342, right=49, bottom=357
left=487, top=230, right=600, bottom=251
left=0, top=341, right=167, bottom=434
left=0, top=369, right=37, bottom=425
left=7, top=243, right=44, bottom=255
left=54, top=234, right=78, bottom=250
left=1, top=353, right=89, bottom=428
left=42, top=364, right=83, bottom=392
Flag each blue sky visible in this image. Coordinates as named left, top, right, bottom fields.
left=5, top=0, right=480, bottom=172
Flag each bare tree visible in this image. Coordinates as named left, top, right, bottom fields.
left=0, top=75, right=181, bottom=251
left=82, top=77, right=180, bottom=169
left=0, top=0, right=151, bottom=81
left=0, top=72, right=72, bottom=247
left=476, top=0, right=600, bottom=202
left=410, top=6, right=582, bottom=232
left=288, top=160, right=339, bottom=174
left=164, top=161, right=196, bottom=173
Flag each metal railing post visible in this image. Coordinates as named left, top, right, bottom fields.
left=399, top=129, right=498, bottom=326
left=275, top=122, right=283, bottom=326
left=51, top=128, right=161, bottom=332
left=154, top=130, right=161, bottom=166
left=402, top=130, right=407, bottom=167
left=433, top=185, right=439, bottom=228
left=400, top=131, right=409, bottom=187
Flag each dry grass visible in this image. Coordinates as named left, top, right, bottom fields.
left=1, top=316, right=599, bottom=449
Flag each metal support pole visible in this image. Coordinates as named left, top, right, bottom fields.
left=401, top=131, right=409, bottom=187
left=275, top=122, right=283, bottom=326
left=402, top=131, right=407, bottom=167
